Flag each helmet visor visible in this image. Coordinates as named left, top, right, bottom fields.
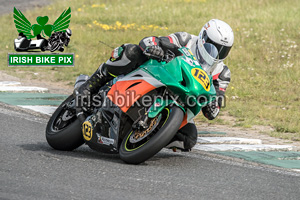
left=202, top=30, right=232, bottom=59
left=196, top=42, right=219, bottom=74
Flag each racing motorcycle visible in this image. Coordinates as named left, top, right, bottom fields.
left=46, top=46, right=217, bottom=164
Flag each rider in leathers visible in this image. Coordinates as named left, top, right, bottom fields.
left=75, top=19, right=234, bottom=151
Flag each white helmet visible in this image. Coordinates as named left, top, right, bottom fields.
left=198, top=19, right=234, bottom=60
left=195, top=19, right=234, bottom=74
left=66, top=28, right=72, bottom=37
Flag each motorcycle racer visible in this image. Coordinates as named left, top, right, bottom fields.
left=75, top=19, right=234, bottom=151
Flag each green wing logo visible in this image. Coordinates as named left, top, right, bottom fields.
left=52, top=7, right=71, bottom=33
left=13, top=7, right=71, bottom=39
left=13, top=7, right=34, bottom=39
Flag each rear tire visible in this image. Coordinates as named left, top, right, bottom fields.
left=46, top=95, right=84, bottom=151
left=119, top=106, right=184, bottom=164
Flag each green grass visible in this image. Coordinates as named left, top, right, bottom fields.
left=0, top=0, right=299, bottom=139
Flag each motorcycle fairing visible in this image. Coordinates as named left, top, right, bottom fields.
left=142, top=55, right=216, bottom=117
left=107, top=69, right=165, bottom=113
left=84, top=96, right=124, bottom=154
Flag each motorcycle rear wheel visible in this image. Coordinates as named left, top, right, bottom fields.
left=46, top=95, right=84, bottom=151
left=119, top=106, right=184, bottom=164
left=50, top=41, right=60, bottom=52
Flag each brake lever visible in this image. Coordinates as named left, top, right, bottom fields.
left=163, top=50, right=175, bottom=63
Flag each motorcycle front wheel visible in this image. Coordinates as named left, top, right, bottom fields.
left=119, top=106, right=184, bottom=164
left=46, top=95, right=84, bottom=151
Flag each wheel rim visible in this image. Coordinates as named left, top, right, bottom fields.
left=51, top=100, right=76, bottom=133
left=124, top=108, right=170, bottom=151
left=51, top=42, right=60, bottom=52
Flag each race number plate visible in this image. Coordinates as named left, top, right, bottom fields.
left=191, top=68, right=210, bottom=91
left=82, top=121, right=93, bottom=141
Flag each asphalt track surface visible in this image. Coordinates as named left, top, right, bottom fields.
left=1, top=104, right=300, bottom=200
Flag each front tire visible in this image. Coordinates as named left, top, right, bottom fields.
left=119, top=106, right=184, bottom=164
left=46, top=95, right=84, bottom=151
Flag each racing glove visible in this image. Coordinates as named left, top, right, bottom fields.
left=202, top=99, right=220, bottom=120
left=143, top=45, right=164, bottom=61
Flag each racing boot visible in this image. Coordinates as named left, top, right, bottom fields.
left=74, top=64, right=114, bottom=112
left=165, top=123, right=198, bottom=152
